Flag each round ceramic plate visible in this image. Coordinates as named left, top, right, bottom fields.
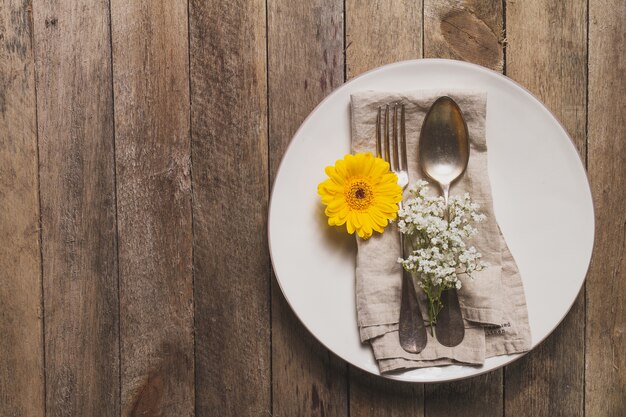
left=268, top=59, right=594, bottom=383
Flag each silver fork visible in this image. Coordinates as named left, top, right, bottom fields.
left=377, top=103, right=428, bottom=354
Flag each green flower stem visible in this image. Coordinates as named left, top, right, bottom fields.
left=421, top=279, right=477, bottom=336
left=423, top=281, right=445, bottom=335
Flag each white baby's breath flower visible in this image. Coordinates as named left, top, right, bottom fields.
left=397, top=181, right=487, bottom=328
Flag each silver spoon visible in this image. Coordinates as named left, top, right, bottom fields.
left=418, top=96, right=469, bottom=347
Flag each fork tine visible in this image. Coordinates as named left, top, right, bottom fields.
left=376, top=107, right=382, bottom=158
left=400, top=104, right=408, bottom=172
left=392, top=103, right=400, bottom=171
left=384, top=104, right=391, bottom=163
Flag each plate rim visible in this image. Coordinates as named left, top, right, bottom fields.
left=268, top=58, right=595, bottom=383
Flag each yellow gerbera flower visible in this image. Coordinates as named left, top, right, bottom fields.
left=317, top=153, right=402, bottom=239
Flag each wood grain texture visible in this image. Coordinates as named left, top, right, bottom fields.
left=504, top=1, right=587, bottom=416
left=32, top=0, right=119, bottom=415
left=586, top=0, right=626, bottom=415
left=1, top=0, right=622, bottom=414
left=271, top=308, right=348, bottom=417
left=189, top=0, right=271, bottom=415
left=505, top=0, right=587, bottom=157
left=268, top=0, right=343, bottom=176
left=0, top=1, right=44, bottom=416
left=422, top=2, right=504, bottom=414
left=268, top=1, right=348, bottom=416
left=110, top=1, right=194, bottom=416
left=425, top=372, right=502, bottom=417
left=424, top=0, right=504, bottom=71
left=346, top=0, right=423, bottom=79
left=350, top=369, right=424, bottom=417
left=345, top=1, right=424, bottom=414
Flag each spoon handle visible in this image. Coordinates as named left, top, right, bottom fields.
left=441, top=182, right=450, bottom=207
left=435, top=288, right=465, bottom=347
left=398, top=233, right=428, bottom=353
left=435, top=192, right=465, bottom=347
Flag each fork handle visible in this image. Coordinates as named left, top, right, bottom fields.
left=398, top=232, right=428, bottom=354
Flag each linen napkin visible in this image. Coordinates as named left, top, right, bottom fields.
left=351, top=90, right=531, bottom=373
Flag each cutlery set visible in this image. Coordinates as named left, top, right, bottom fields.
left=375, top=96, right=470, bottom=354
left=271, top=60, right=588, bottom=379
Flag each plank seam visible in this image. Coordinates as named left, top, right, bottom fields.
left=501, top=368, right=505, bottom=417
left=501, top=2, right=507, bottom=416
left=343, top=7, right=351, bottom=417
left=265, top=0, right=274, bottom=415
left=30, top=0, right=47, bottom=412
left=106, top=0, right=123, bottom=414
left=186, top=0, right=198, bottom=415
left=421, top=4, right=426, bottom=416
left=584, top=0, right=589, bottom=169
left=421, top=0, right=425, bottom=57
left=583, top=0, right=589, bottom=415
left=502, top=0, right=507, bottom=76
left=345, top=362, right=352, bottom=417
left=343, top=0, right=347, bottom=82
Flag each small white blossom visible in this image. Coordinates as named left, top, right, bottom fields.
left=397, top=181, right=487, bottom=327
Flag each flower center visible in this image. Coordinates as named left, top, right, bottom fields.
left=346, top=178, right=374, bottom=211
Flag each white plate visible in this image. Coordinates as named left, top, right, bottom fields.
left=268, top=59, right=594, bottom=383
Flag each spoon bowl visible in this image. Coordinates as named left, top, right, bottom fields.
left=419, top=96, right=470, bottom=203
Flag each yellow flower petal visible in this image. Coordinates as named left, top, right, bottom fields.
left=346, top=219, right=356, bottom=234
left=324, top=166, right=345, bottom=186
left=318, top=153, right=402, bottom=239
left=335, top=159, right=348, bottom=177
left=358, top=221, right=373, bottom=239
left=350, top=211, right=361, bottom=228
left=367, top=207, right=389, bottom=228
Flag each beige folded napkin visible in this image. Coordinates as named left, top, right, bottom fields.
left=351, top=90, right=531, bottom=373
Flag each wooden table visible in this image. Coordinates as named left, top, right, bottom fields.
left=1, top=0, right=624, bottom=416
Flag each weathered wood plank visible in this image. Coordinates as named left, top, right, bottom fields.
left=271, top=301, right=348, bottom=417
left=504, top=1, right=587, bottom=416
left=267, top=1, right=348, bottom=416
left=586, top=0, right=626, bottom=415
left=189, top=0, right=271, bottom=415
left=346, top=0, right=423, bottom=79
left=423, top=2, right=504, bottom=415
left=505, top=0, right=587, bottom=159
left=350, top=369, right=423, bottom=417
left=425, top=372, right=502, bottom=417
left=110, top=1, right=194, bottom=415
left=345, top=1, right=424, bottom=414
left=424, top=0, right=504, bottom=71
left=32, top=0, right=119, bottom=415
left=0, top=1, right=44, bottom=415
